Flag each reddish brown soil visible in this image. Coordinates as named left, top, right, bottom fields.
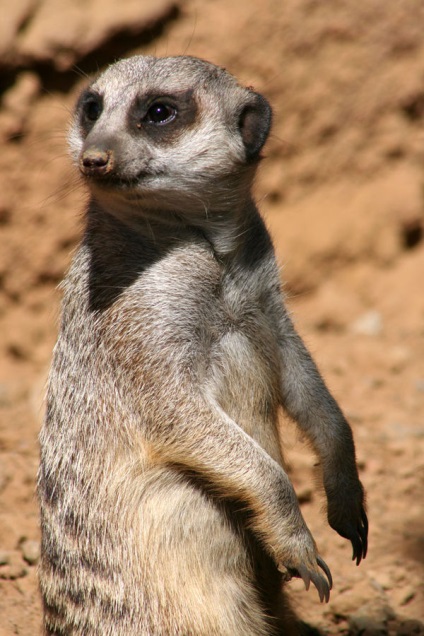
left=0, top=1, right=423, bottom=634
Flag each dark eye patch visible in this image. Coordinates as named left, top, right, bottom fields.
left=84, top=98, right=102, bottom=122
left=77, top=90, right=103, bottom=131
left=144, top=103, right=177, bottom=125
left=130, top=89, right=197, bottom=142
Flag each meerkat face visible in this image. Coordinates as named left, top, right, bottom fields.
left=68, top=56, right=272, bottom=216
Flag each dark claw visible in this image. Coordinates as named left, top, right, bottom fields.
left=292, top=558, right=332, bottom=603
left=317, top=555, right=333, bottom=590
left=360, top=508, right=368, bottom=559
left=351, top=532, right=362, bottom=565
left=297, top=564, right=311, bottom=591
left=333, top=505, right=368, bottom=566
left=351, top=507, right=368, bottom=565
left=310, top=570, right=330, bottom=603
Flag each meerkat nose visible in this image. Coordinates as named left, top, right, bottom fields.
left=80, top=148, right=114, bottom=176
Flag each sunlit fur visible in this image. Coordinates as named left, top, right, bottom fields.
left=38, top=56, right=367, bottom=636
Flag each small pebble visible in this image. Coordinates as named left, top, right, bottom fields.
left=351, top=310, right=383, bottom=336
left=400, top=586, right=416, bottom=606
left=20, top=539, right=40, bottom=565
left=0, top=563, right=27, bottom=580
left=369, top=570, right=392, bottom=591
left=397, top=619, right=424, bottom=635
left=415, top=379, right=424, bottom=393
left=349, top=601, right=395, bottom=635
left=0, top=550, right=11, bottom=566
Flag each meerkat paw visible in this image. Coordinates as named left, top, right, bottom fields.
left=276, top=547, right=333, bottom=603
left=326, top=483, right=368, bottom=565
left=328, top=502, right=368, bottom=566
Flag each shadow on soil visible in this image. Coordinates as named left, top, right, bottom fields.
left=301, top=616, right=424, bottom=636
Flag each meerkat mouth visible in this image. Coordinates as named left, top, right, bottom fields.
left=83, top=171, right=187, bottom=211
left=83, top=171, right=151, bottom=191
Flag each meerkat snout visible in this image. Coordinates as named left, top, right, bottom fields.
left=80, top=148, right=114, bottom=176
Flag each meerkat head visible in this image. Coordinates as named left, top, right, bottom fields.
left=68, top=56, right=272, bottom=219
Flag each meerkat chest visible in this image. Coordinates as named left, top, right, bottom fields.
left=207, top=269, right=283, bottom=428
left=121, top=243, right=283, bottom=427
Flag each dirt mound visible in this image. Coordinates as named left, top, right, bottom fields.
left=0, top=0, right=423, bottom=634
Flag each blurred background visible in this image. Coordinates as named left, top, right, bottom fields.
left=0, top=0, right=423, bottom=634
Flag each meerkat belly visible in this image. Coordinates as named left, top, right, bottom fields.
left=137, top=464, right=255, bottom=576
left=108, top=461, right=273, bottom=634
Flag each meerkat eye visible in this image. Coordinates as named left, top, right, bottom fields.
left=144, top=103, right=177, bottom=125
left=83, top=98, right=102, bottom=122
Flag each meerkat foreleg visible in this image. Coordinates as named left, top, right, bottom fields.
left=142, top=388, right=332, bottom=601
left=277, top=314, right=368, bottom=564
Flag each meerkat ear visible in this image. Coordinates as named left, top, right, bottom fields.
left=239, top=92, right=272, bottom=162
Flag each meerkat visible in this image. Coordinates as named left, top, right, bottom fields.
left=38, top=55, right=367, bottom=636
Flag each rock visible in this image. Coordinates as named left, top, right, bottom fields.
left=309, top=282, right=361, bottom=332
left=20, top=539, right=40, bottom=565
left=350, top=310, right=383, bottom=336
left=388, top=345, right=411, bottom=373
left=415, top=379, right=424, bottom=393
left=0, top=563, right=28, bottom=580
left=397, top=619, right=424, bottom=635
left=348, top=601, right=395, bottom=635
left=0, top=71, right=41, bottom=140
left=0, top=202, right=11, bottom=225
left=369, top=571, right=392, bottom=591
left=399, top=586, right=416, bottom=606
left=331, top=587, right=365, bottom=618
left=2, top=0, right=180, bottom=70
left=2, top=71, right=40, bottom=113
left=0, top=462, right=12, bottom=494
left=0, top=550, right=27, bottom=580
left=0, top=0, right=37, bottom=63
left=0, top=550, right=11, bottom=565
left=329, top=579, right=390, bottom=623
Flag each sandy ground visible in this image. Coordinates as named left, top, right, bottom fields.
left=0, top=0, right=423, bottom=634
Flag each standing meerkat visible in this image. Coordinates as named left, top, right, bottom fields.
left=38, top=55, right=367, bottom=636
